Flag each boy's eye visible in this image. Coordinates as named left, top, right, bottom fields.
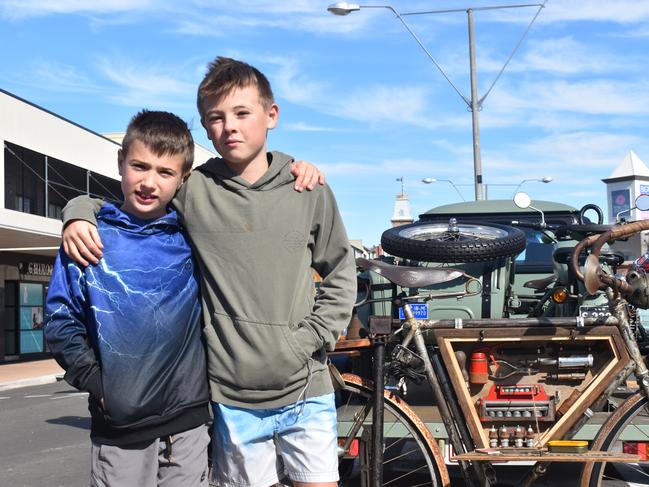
left=237, top=111, right=249, bottom=117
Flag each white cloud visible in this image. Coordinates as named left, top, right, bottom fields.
left=528, top=80, right=649, bottom=116
left=0, top=0, right=154, bottom=19
left=264, top=57, right=326, bottom=106
left=478, top=36, right=632, bottom=77
left=13, top=60, right=101, bottom=93
left=170, top=4, right=371, bottom=37
left=540, top=1, right=649, bottom=24
left=0, top=0, right=374, bottom=35
left=487, top=132, right=642, bottom=172
left=95, top=56, right=195, bottom=108
left=189, top=0, right=316, bottom=15
left=283, top=122, right=343, bottom=132
left=319, top=157, right=472, bottom=178
left=453, top=1, right=649, bottom=25
left=266, top=56, right=468, bottom=129
left=485, top=78, right=649, bottom=126
left=329, top=85, right=435, bottom=127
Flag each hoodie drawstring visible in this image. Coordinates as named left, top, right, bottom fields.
left=293, top=358, right=314, bottom=419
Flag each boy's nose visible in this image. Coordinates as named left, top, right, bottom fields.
left=223, top=116, right=237, bottom=133
left=141, top=172, right=156, bottom=188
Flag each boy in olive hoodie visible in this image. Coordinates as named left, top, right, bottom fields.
left=62, top=57, right=356, bottom=487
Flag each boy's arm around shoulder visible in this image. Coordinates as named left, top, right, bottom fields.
left=44, top=249, right=103, bottom=402
left=61, top=196, right=105, bottom=266
left=62, top=195, right=104, bottom=226
left=299, top=184, right=357, bottom=352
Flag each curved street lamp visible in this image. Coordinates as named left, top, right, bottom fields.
left=511, top=176, right=553, bottom=196
left=328, top=1, right=546, bottom=201
left=421, top=177, right=466, bottom=202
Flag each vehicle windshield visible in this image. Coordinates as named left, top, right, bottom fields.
left=515, top=228, right=557, bottom=267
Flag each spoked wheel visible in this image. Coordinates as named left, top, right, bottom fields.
left=381, top=220, right=526, bottom=262
left=581, top=392, right=649, bottom=486
left=336, top=374, right=449, bottom=487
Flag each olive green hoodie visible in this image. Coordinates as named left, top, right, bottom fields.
left=63, top=151, right=356, bottom=408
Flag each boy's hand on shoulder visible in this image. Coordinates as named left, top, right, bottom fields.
left=63, top=220, right=104, bottom=267
left=291, top=160, right=326, bottom=192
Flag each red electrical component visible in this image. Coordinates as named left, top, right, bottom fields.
left=469, top=352, right=489, bottom=384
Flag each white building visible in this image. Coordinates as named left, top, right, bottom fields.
left=0, top=89, right=214, bottom=362
left=602, top=151, right=649, bottom=260
left=602, top=150, right=649, bottom=223
left=391, top=193, right=413, bottom=227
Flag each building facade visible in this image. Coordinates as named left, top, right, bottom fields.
left=0, top=89, right=213, bottom=362
left=602, top=150, right=649, bottom=260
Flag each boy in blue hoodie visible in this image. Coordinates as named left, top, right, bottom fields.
left=44, top=110, right=211, bottom=487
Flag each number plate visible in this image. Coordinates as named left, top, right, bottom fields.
left=399, top=303, right=428, bottom=320
left=579, top=305, right=611, bottom=319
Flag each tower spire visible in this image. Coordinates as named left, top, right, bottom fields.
left=391, top=177, right=414, bottom=227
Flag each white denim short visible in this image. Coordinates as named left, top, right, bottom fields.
left=210, top=393, right=339, bottom=487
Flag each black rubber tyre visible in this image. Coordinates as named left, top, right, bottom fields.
left=580, top=391, right=649, bottom=487
left=381, top=221, right=526, bottom=263
left=579, top=203, right=604, bottom=225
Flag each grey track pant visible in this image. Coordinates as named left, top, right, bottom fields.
left=90, top=423, right=210, bottom=487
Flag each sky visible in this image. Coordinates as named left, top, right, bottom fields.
left=1, top=0, right=649, bottom=246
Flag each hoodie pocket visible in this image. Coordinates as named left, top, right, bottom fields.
left=210, top=314, right=310, bottom=391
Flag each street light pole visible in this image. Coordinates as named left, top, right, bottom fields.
left=467, top=8, right=483, bottom=200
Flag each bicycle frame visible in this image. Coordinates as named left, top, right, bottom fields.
left=339, top=256, right=649, bottom=487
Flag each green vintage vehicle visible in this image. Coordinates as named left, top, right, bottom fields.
left=367, top=195, right=623, bottom=323
left=330, top=195, right=649, bottom=487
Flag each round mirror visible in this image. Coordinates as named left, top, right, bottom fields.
left=513, top=192, right=532, bottom=209
left=636, top=194, right=649, bottom=212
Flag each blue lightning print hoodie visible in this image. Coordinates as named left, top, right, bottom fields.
left=45, top=204, right=209, bottom=446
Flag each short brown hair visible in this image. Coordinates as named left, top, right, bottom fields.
left=197, top=56, right=275, bottom=119
left=122, top=110, right=194, bottom=174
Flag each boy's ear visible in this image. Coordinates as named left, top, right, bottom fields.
left=117, top=149, right=124, bottom=175
left=266, top=103, right=279, bottom=130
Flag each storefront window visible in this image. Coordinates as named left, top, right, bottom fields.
left=3, top=312, right=17, bottom=355
left=3, top=282, right=46, bottom=356
left=18, top=283, right=44, bottom=354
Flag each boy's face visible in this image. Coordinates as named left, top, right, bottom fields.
left=118, top=139, right=186, bottom=220
left=201, top=84, right=278, bottom=171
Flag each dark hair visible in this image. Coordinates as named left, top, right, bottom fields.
left=197, top=56, right=274, bottom=120
left=122, top=110, right=194, bottom=173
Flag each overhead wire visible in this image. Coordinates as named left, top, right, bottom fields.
left=479, top=1, right=548, bottom=106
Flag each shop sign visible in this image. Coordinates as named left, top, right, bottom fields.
left=19, top=262, right=54, bottom=277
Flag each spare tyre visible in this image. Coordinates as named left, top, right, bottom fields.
left=381, top=220, right=526, bottom=263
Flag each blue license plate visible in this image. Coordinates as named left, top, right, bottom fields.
left=399, top=303, right=428, bottom=320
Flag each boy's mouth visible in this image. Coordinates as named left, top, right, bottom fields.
left=135, top=192, right=157, bottom=203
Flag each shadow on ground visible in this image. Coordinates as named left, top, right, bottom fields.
left=46, top=416, right=90, bottom=430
